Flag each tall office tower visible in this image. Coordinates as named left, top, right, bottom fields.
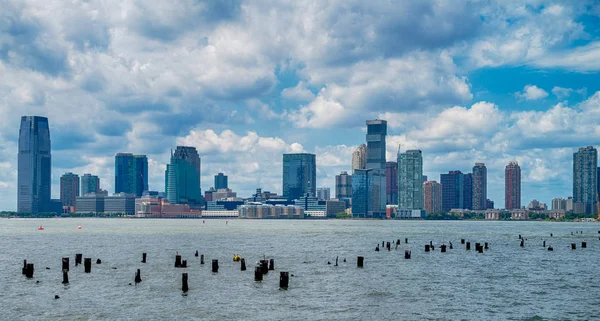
left=317, top=187, right=331, bottom=200
left=134, top=155, right=148, bottom=196
left=352, top=144, right=367, bottom=172
left=573, top=146, right=598, bottom=214
left=472, top=163, right=488, bottom=210
left=18, top=116, right=52, bottom=214
left=352, top=120, right=387, bottom=218
left=440, top=170, right=464, bottom=213
left=214, top=172, right=228, bottom=190
left=398, top=150, right=423, bottom=209
left=165, top=146, right=202, bottom=205
left=386, top=161, right=398, bottom=205
left=115, top=153, right=148, bottom=197
left=423, top=181, right=442, bottom=214
left=463, top=173, right=473, bottom=210
left=81, top=174, right=100, bottom=195
left=335, top=171, right=352, bottom=199
left=422, top=175, right=428, bottom=183
left=505, top=161, right=521, bottom=210
left=282, top=153, right=316, bottom=200
left=60, top=173, right=80, bottom=208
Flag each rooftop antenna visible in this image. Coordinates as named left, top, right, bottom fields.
left=397, top=144, right=402, bottom=155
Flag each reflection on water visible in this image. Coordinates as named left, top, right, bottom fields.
left=1, top=219, right=599, bottom=320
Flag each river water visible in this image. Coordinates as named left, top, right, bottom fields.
left=1, top=219, right=599, bottom=320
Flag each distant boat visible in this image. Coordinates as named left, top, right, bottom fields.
left=38, top=225, right=44, bottom=231
left=77, top=226, right=82, bottom=230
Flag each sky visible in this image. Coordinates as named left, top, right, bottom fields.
left=2, top=0, right=600, bottom=211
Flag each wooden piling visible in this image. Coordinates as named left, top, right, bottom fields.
left=241, top=258, right=246, bottom=271
left=84, top=258, right=91, bottom=273
left=571, top=243, right=576, bottom=250
left=375, top=245, right=379, bottom=252
left=519, top=234, right=522, bottom=239
left=582, top=241, right=587, bottom=248
left=520, top=239, right=524, bottom=247
left=543, top=240, right=546, bottom=247
left=254, top=266, right=263, bottom=281
left=260, top=260, right=268, bottom=274
left=484, top=242, right=489, bottom=250
left=75, top=254, right=82, bottom=266
left=548, top=246, right=553, bottom=251
left=200, top=254, right=204, bottom=265
left=425, top=244, right=430, bottom=252
left=22, top=259, right=27, bottom=275
left=466, top=242, right=471, bottom=251
left=357, top=256, right=364, bottom=268
left=280, top=272, right=289, bottom=289
left=25, top=263, right=34, bottom=278
left=175, top=255, right=182, bottom=268
left=212, top=260, right=219, bottom=273
left=386, top=242, right=391, bottom=251
left=405, top=238, right=408, bottom=244
left=96, top=258, right=101, bottom=264
left=441, top=244, right=447, bottom=253
left=449, top=242, right=453, bottom=249
left=195, top=250, right=198, bottom=257
left=404, top=250, right=411, bottom=259
left=62, top=269, right=68, bottom=284
left=182, top=273, right=189, bottom=292
left=181, top=260, right=187, bottom=268
left=269, top=259, right=274, bottom=270
left=142, top=253, right=146, bottom=263
left=461, top=239, right=465, bottom=244
left=135, top=269, right=142, bottom=284
left=335, top=256, right=338, bottom=266
left=62, top=257, right=69, bottom=271
left=477, top=245, right=483, bottom=253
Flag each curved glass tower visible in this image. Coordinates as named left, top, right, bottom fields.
left=18, top=116, right=51, bottom=214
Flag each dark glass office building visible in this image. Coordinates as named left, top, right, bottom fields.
left=214, top=172, right=228, bottom=190
left=463, top=173, right=473, bottom=210
left=440, top=170, right=464, bottom=213
left=165, top=146, right=202, bottom=205
left=282, top=153, right=316, bottom=201
left=115, top=153, right=148, bottom=197
left=18, top=116, right=52, bottom=214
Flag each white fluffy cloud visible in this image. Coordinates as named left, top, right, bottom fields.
left=516, top=85, right=549, bottom=101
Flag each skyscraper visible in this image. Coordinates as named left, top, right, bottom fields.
left=352, top=144, right=367, bottom=172
left=317, top=187, right=330, bottom=200
left=440, top=170, right=463, bottom=213
left=115, top=153, right=148, bottom=197
left=472, top=163, right=487, bottom=210
left=398, top=150, right=423, bottom=209
left=166, top=146, right=202, bottom=205
left=18, top=116, right=52, bottom=214
left=463, top=173, right=473, bottom=210
left=81, top=174, right=100, bottom=195
left=423, top=180, right=442, bottom=214
left=352, top=120, right=387, bottom=218
left=134, top=155, right=148, bottom=197
left=573, top=146, right=597, bottom=214
left=505, top=161, right=521, bottom=210
left=335, top=171, right=352, bottom=199
left=282, top=153, right=316, bottom=200
left=214, top=173, right=228, bottom=190
left=60, top=173, right=80, bottom=208
left=386, top=161, right=398, bottom=205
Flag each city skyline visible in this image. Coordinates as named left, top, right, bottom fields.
left=3, top=2, right=600, bottom=211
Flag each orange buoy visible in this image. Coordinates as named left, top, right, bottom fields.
left=38, top=225, right=44, bottom=231
left=77, top=226, right=82, bottom=230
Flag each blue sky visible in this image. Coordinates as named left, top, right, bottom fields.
left=2, top=0, right=600, bottom=210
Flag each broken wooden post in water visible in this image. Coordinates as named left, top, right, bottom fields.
left=84, top=258, right=91, bottom=273
left=22, top=260, right=27, bottom=275
left=195, top=250, right=198, bottom=257
left=241, top=258, right=246, bottom=271
left=425, top=244, right=430, bottom=252
left=25, top=263, right=34, bottom=278
left=62, top=269, right=68, bottom=284
left=254, top=266, right=263, bottom=281
left=461, top=239, right=465, bottom=244
left=466, top=242, right=471, bottom=251
left=405, top=238, right=408, bottom=244
left=386, top=242, right=391, bottom=251
left=200, top=254, right=204, bottom=265
left=280, top=272, right=289, bottom=289
left=175, top=255, right=182, bottom=268
left=582, top=241, right=587, bottom=248
left=405, top=250, right=411, bottom=259
left=182, top=273, right=188, bottom=292
left=96, top=258, right=101, bottom=264
left=441, top=244, right=447, bottom=253
left=484, top=242, right=489, bottom=250
left=571, top=243, right=576, bottom=250
left=269, top=259, right=275, bottom=270
left=135, top=269, right=142, bottom=284
left=142, top=253, right=146, bottom=263
left=548, top=246, right=553, bottom=251
left=75, top=254, right=82, bottom=266
left=62, top=257, right=69, bottom=271
left=357, top=256, right=364, bottom=268
left=181, top=260, right=187, bottom=268
left=520, top=239, right=524, bottom=247
left=212, top=260, right=219, bottom=273
left=260, top=260, right=268, bottom=274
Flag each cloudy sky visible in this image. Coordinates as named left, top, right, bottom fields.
left=2, top=0, right=600, bottom=210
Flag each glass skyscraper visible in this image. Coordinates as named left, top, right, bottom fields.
left=282, top=153, right=316, bottom=200
left=463, top=173, right=473, bottom=210
left=573, top=146, right=597, bottom=214
left=386, top=161, right=398, bottom=205
left=214, top=172, right=228, bottom=190
left=81, top=174, right=100, bottom=195
left=115, top=153, right=148, bottom=197
left=165, top=146, right=202, bottom=205
left=18, top=116, right=52, bottom=214
left=440, top=170, right=463, bottom=213
left=398, top=150, right=423, bottom=209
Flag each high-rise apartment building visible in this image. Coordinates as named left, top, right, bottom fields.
left=317, top=187, right=331, bottom=201
left=440, top=170, right=463, bottom=213
left=386, top=161, right=398, bottom=205
left=18, top=116, right=52, bottom=214
left=505, top=161, right=521, bottom=210
left=60, top=173, right=80, bottom=208
left=573, top=146, right=597, bottom=214
left=214, top=173, right=228, bottom=190
left=462, top=173, right=473, bottom=210
left=352, top=144, right=367, bottom=172
left=165, top=146, right=202, bottom=205
left=352, top=120, right=387, bottom=218
left=423, top=180, right=442, bottom=214
left=472, top=163, right=487, bottom=210
left=282, top=153, right=316, bottom=200
left=398, top=150, right=423, bottom=209
left=335, top=171, right=352, bottom=199
left=551, top=198, right=567, bottom=211
left=81, top=174, right=100, bottom=195
left=115, top=153, right=148, bottom=197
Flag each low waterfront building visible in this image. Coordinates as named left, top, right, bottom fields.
left=135, top=195, right=201, bottom=218
left=104, top=193, right=136, bottom=214
left=511, top=210, right=529, bottom=220
left=326, top=200, right=347, bottom=217
left=238, top=203, right=304, bottom=219
left=485, top=210, right=500, bottom=220
left=395, top=208, right=426, bottom=219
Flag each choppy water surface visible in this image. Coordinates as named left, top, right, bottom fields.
left=1, top=219, right=600, bottom=320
